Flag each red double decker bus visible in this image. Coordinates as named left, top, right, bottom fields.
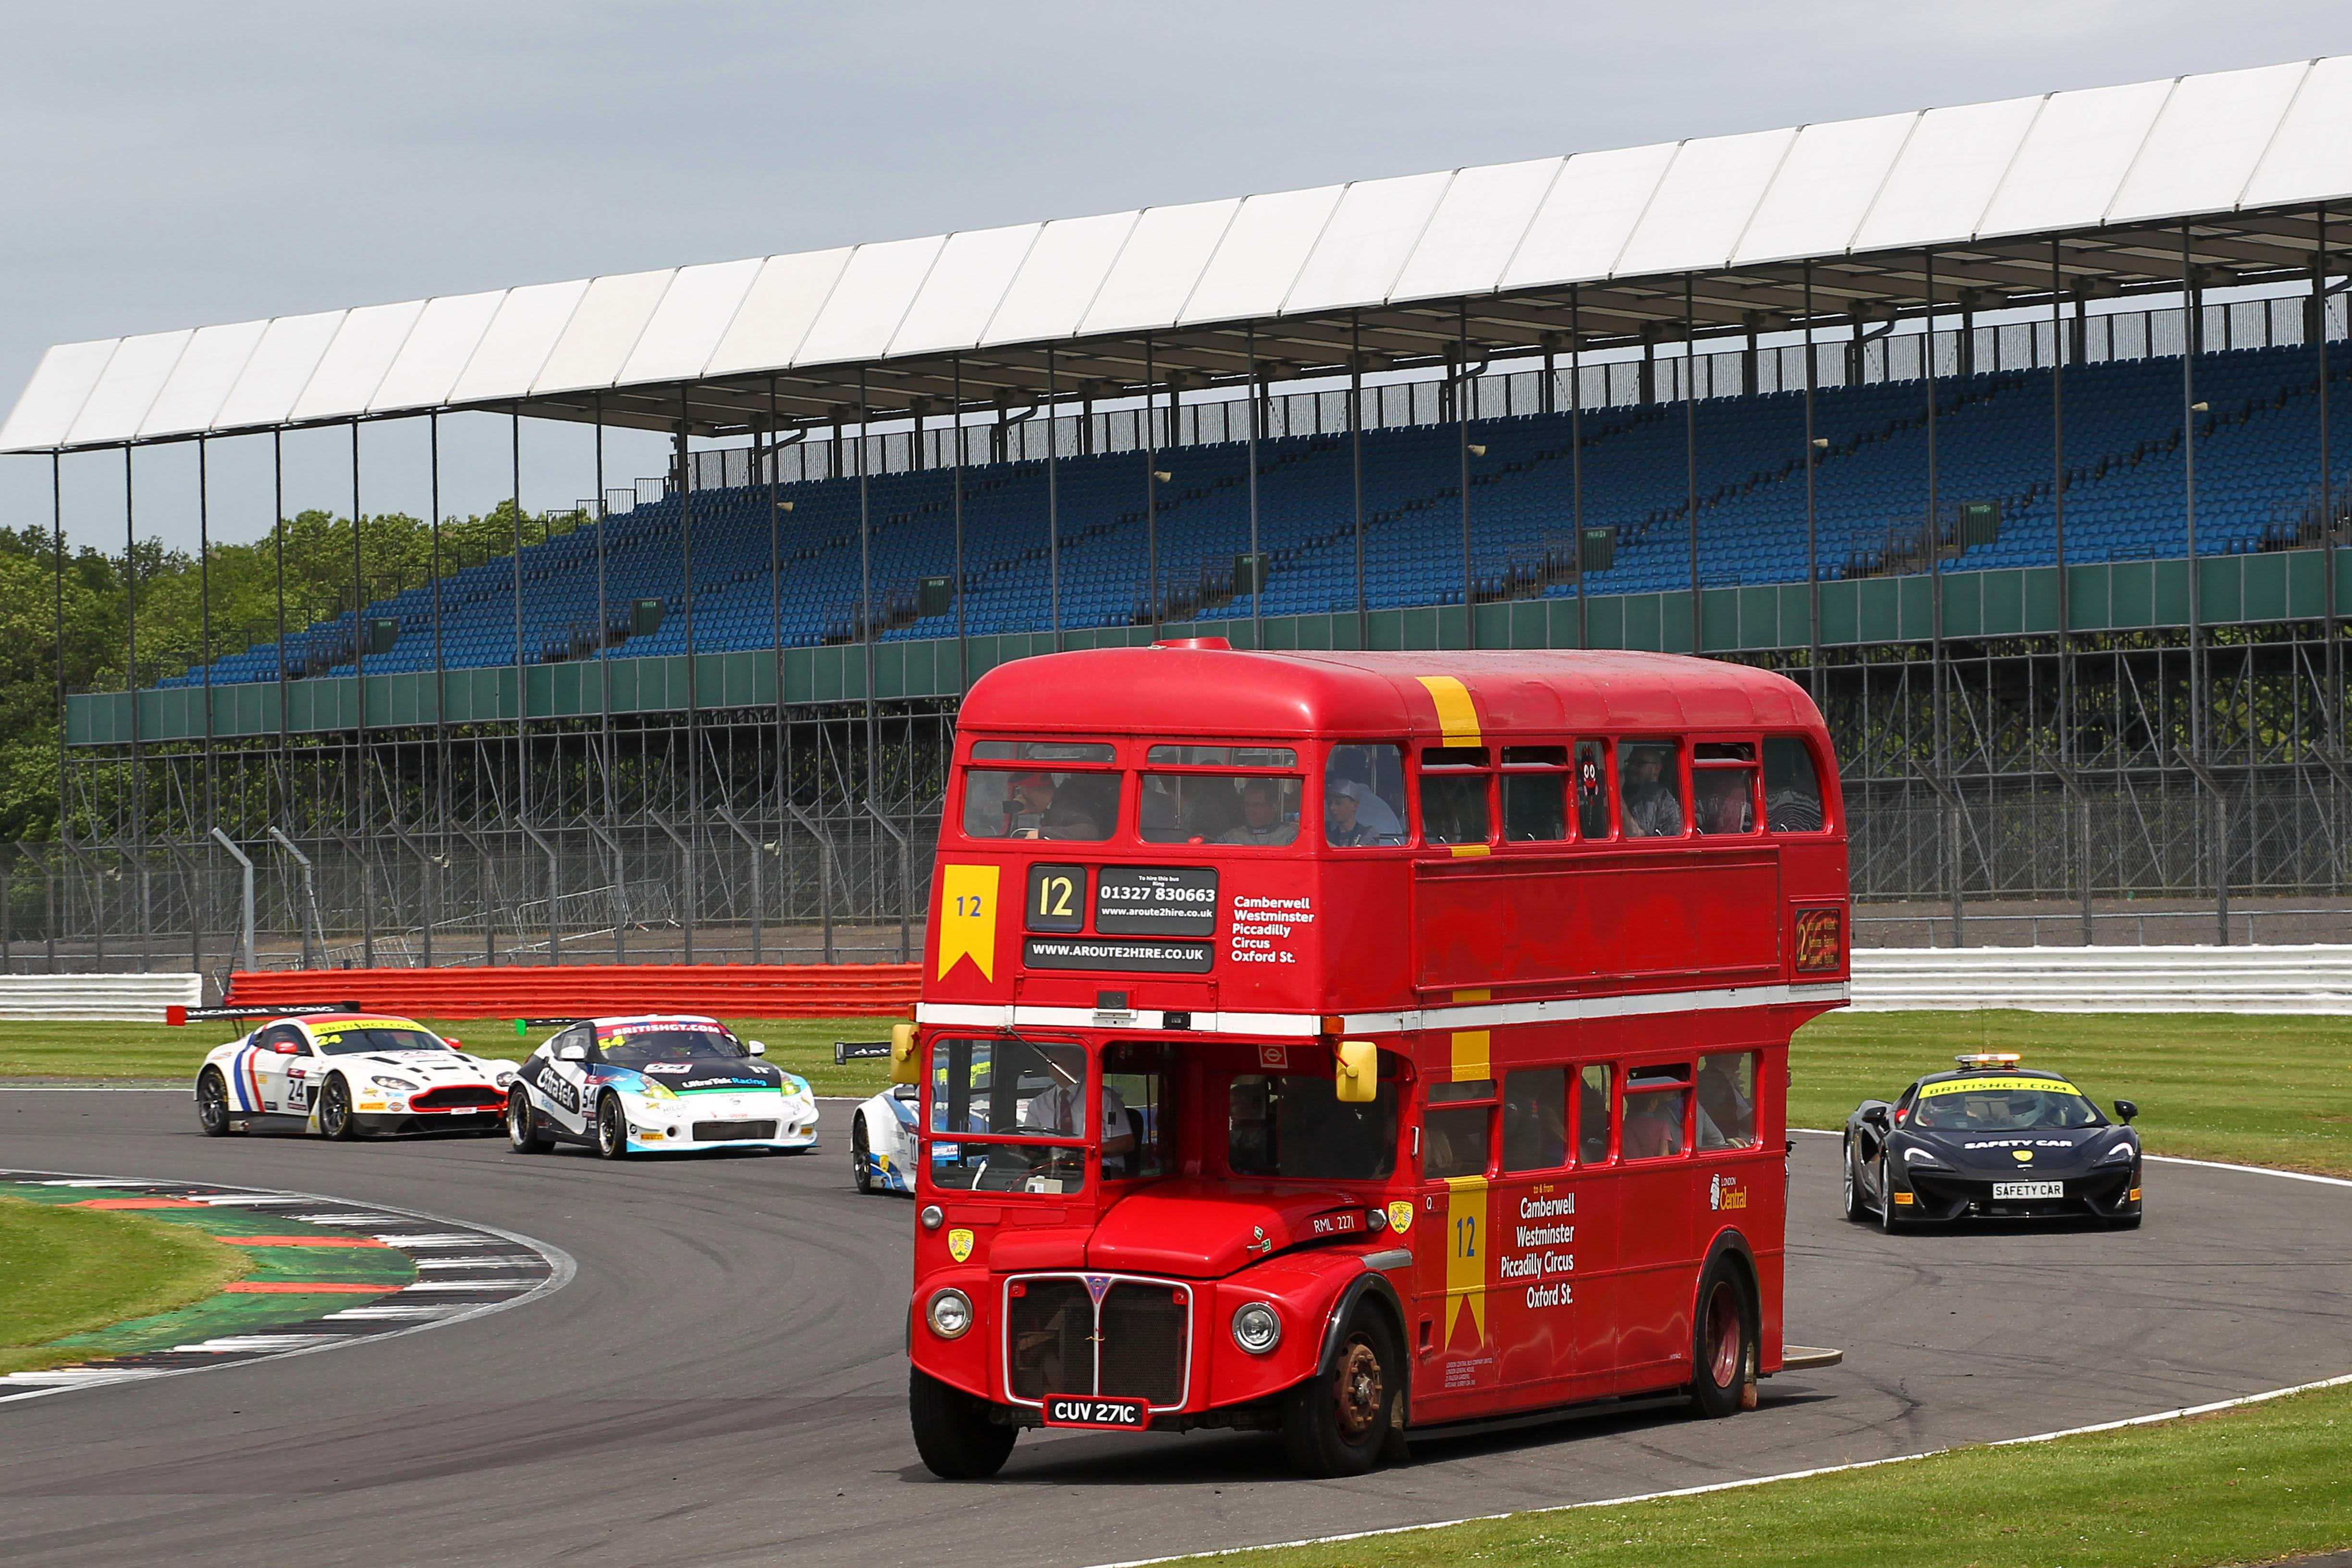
left=896, top=641, right=1848, bottom=1477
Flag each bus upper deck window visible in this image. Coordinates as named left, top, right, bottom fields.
left=1692, top=742, right=1758, bottom=836
left=1419, top=747, right=1490, bottom=846
left=1764, top=736, right=1826, bottom=832
left=1617, top=740, right=1685, bottom=838
left=1140, top=747, right=1303, bottom=846
left=1501, top=746, right=1568, bottom=842
left=1576, top=741, right=1610, bottom=838
left=1323, top=744, right=1407, bottom=847
left=963, top=768, right=1121, bottom=841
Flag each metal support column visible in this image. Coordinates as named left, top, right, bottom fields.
left=1802, top=265, right=1821, bottom=697
left=197, top=436, right=216, bottom=971
left=675, top=391, right=698, bottom=963
left=211, top=828, right=255, bottom=975
left=124, top=443, right=147, bottom=969
left=1925, top=250, right=1956, bottom=942
left=953, top=357, right=968, bottom=690
left=2180, top=228, right=2214, bottom=938
left=1145, top=338, right=1163, bottom=638
left=2319, top=207, right=2340, bottom=758
left=1046, top=349, right=1062, bottom=649
left=593, top=396, right=619, bottom=964
left=1458, top=300, right=1475, bottom=648
left=351, top=420, right=372, bottom=967
left=1350, top=314, right=1367, bottom=648
left=1683, top=276, right=1699, bottom=656
left=1572, top=286, right=1587, bottom=651
left=1246, top=324, right=1262, bottom=649
left=2052, top=241, right=2076, bottom=917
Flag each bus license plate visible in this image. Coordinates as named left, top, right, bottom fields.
left=1042, top=1395, right=1150, bottom=1430
left=1992, top=1181, right=2064, bottom=1200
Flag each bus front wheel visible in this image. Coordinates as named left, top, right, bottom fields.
left=1689, top=1257, right=1757, bottom=1419
left=909, top=1368, right=1016, bottom=1480
left=1281, top=1311, right=1399, bottom=1477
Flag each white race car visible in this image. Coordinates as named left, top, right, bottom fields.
left=505, top=1013, right=818, bottom=1158
left=850, top=1082, right=921, bottom=1195
left=194, top=1011, right=520, bottom=1139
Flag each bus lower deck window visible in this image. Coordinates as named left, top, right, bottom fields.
left=1501, top=750, right=1568, bottom=841
left=1697, top=1051, right=1759, bottom=1150
left=1419, top=760, right=1490, bottom=845
left=1578, top=1065, right=1611, bottom=1163
left=1228, top=1071, right=1396, bottom=1180
left=1503, top=1068, right=1569, bottom=1171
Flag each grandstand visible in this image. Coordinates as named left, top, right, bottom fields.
left=157, top=327, right=2352, bottom=687
left=9, top=56, right=2352, bottom=969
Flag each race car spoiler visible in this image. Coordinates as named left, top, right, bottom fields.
left=834, top=1040, right=893, bottom=1064
left=168, top=1002, right=362, bottom=1025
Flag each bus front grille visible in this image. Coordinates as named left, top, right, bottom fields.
left=1005, top=1274, right=1191, bottom=1407
left=1098, top=1283, right=1189, bottom=1406
left=1007, top=1279, right=1096, bottom=1401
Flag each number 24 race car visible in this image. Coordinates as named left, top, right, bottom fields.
left=1844, top=1053, right=2142, bottom=1230
left=195, top=1012, right=520, bottom=1139
left=506, top=1014, right=818, bottom=1159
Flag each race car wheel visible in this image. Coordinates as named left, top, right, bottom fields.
left=1280, top=1308, right=1398, bottom=1477
left=1688, top=1256, right=1757, bottom=1419
left=508, top=1088, right=550, bottom=1153
left=196, top=1068, right=234, bottom=1137
left=594, top=1093, right=629, bottom=1160
left=1876, top=1155, right=1904, bottom=1231
left=852, top=1113, right=874, bottom=1194
left=318, top=1076, right=359, bottom=1141
left=1841, top=1141, right=1868, bottom=1223
left=909, top=1367, right=1017, bottom=1480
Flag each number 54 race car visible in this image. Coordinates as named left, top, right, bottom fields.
left=1844, top=1053, right=2142, bottom=1230
left=194, top=1011, right=520, bottom=1139
left=506, top=1014, right=818, bottom=1159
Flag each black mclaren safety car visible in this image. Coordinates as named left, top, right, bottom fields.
left=1844, top=1054, right=2142, bottom=1230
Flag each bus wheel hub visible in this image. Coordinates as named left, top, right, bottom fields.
left=1334, top=1341, right=1384, bottom=1439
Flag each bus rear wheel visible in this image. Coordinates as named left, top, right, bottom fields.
left=1689, top=1258, right=1757, bottom=1419
left=1281, top=1311, right=1398, bottom=1477
left=909, top=1368, right=1016, bottom=1480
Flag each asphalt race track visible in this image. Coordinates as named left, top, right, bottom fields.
left=3, top=1090, right=2347, bottom=1568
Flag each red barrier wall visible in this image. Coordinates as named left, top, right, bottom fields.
left=224, top=964, right=919, bottom=1019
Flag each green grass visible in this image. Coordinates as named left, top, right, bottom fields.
left=0, top=1195, right=253, bottom=1373
left=1791, top=1010, right=2352, bottom=1178
left=0, top=1015, right=903, bottom=1098
left=1227, top=1382, right=2352, bottom=1568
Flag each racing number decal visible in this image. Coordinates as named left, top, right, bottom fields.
left=937, top=864, right=1001, bottom=982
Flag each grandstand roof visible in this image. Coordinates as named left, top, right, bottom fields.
left=11, top=57, right=2352, bottom=455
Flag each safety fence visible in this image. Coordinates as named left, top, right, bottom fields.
left=0, top=972, right=201, bottom=1022
left=220, top=962, right=920, bottom=1019
left=1845, top=943, right=2352, bottom=1015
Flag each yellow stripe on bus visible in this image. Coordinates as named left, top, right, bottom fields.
left=1445, top=1174, right=1490, bottom=1350
left=1416, top=675, right=1482, bottom=747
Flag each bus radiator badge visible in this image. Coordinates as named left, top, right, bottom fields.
left=1085, top=1274, right=1113, bottom=1304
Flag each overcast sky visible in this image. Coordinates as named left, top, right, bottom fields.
left=8, top=0, right=2350, bottom=554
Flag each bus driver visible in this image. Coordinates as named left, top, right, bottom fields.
left=1021, top=1053, right=1137, bottom=1160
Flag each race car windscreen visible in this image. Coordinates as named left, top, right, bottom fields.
left=310, top=1025, right=452, bottom=1056
left=926, top=1034, right=1090, bottom=1194
left=1910, top=1076, right=2105, bottom=1131
left=599, top=1028, right=747, bottom=1066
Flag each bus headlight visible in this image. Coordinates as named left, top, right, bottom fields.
left=927, top=1289, right=973, bottom=1339
left=1231, top=1301, right=1281, bottom=1355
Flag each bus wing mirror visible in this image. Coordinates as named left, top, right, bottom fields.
left=1335, top=1040, right=1378, bottom=1104
left=891, top=1022, right=921, bottom=1086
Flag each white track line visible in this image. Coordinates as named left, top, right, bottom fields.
left=1089, top=1133, right=2352, bottom=1568
left=0, top=1171, right=575, bottom=1406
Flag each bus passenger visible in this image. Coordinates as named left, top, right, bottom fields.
left=1765, top=740, right=1825, bottom=833
left=1693, top=770, right=1753, bottom=834
left=1697, top=1054, right=1757, bottom=1149
left=1326, top=783, right=1400, bottom=846
left=1220, top=779, right=1298, bottom=845
left=1622, top=1092, right=1684, bottom=1158
left=1619, top=746, right=1685, bottom=837
left=1008, top=772, right=1104, bottom=840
